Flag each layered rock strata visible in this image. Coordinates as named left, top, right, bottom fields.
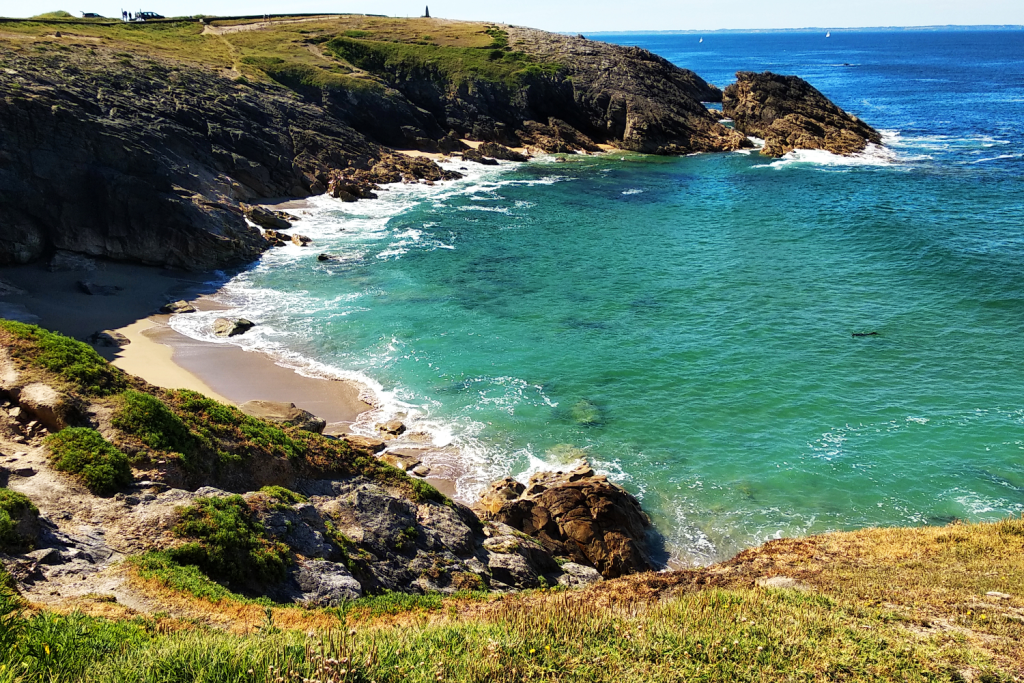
left=722, top=71, right=882, bottom=157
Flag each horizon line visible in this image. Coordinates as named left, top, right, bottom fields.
left=583, top=24, right=1024, bottom=34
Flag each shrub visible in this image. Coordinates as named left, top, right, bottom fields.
left=0, top=321, right=128, bottom=396
left=126, top=551, right=258, bottom=604
left=169, top=496, right=290, bottom=585
left=111, top=390, right=197, bottom=455
left=410, top=478, right=447, bottom=505
left=0, top=489, right=38, bottom=552
left=43, top=428, right=132, bottom=495
left=258, top=486, right=307, bottom=504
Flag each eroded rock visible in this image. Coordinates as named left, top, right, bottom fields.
left=474, top=461, right=654, bottom=579
left=212, top=318, right=254, bottom=337
left=239, top=400, right=326, bottom=434
left=722, top=71, right=882, bottom=157
left=159, top=300, right=197, bottom=314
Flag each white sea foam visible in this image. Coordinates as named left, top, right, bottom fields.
left=621, top=188, right=644, bottom=195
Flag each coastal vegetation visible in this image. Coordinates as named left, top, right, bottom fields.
left=42, top=428, right=133, bottom=495
left=0, top=517, right=1021, bottom=681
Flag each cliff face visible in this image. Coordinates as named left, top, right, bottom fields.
left=722, top=71, right=882, bottom=157
left=0, top=46, right=386, bottom=269
left=0, top=19, right=748, bottom=269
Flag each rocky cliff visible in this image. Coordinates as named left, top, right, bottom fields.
left=0, top=321, right=651, bottom=602
left=722, top=71, right=882, bottom=157
left=0, top=17, right=748, bottom=269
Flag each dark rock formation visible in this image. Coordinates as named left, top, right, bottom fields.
left=238, top=400, right=327, bottom=434
left=474, top=461, right=654, bottom=578
left=460, top=148, right=499, bottom=165
left=243, top=204, right=292, bottom=230
left=722, top=71, right=882, bottom=157
left=478, top=142, right=529, bottom=162
left=0, top=24, right=752, bottom=270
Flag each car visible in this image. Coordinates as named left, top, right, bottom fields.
left=136, top=11, right=163, bottom=20
left=80, top=12, right=104, bottom=17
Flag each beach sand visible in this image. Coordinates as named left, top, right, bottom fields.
left=0, top=254, right=458, bottom=498
left=0, top=257, right=369, bottom=426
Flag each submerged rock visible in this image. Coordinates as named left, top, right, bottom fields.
left=722, top=71, right=882, bottom=157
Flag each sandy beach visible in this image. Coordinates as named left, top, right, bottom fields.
left=0, top=252, right=458, bottom=498
left=0, top=256, right=370, bottom=425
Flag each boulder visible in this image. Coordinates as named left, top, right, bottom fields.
left=722, top=71, right=882, bottom=157
left=556, top=561, right=603, bottom=587
left=88, top=330, right=130, bottom=347
left=477, top=142, right=529, bottom=162
left=474, top=461, right=654, bottom=579
left=291, top=234, right=312, bottom=247
left=343, top=435, right=386, bottom=454
left=295, top=560, right=362, bottom=605
left=238, top=400, right=326, bottom=434
left=76, top=281, right=123, bottom=296
left=381, top=452, right=421, bottom=472
left=242, top=204, right=291, bottom=230
left=476, top=477, right=525, bottom=515
left=16, top=382, right=74, bottom=432
left=212, top=318, right=254, bottom=337
left=376, top=420, right=406, bottom=437
left=437, top=131, right=468, bottom=154
left=460, top=148, right=499, bottom=166
left=159, top=300, right=197, bottom=314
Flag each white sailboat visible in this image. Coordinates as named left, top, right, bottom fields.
left=699, top=37, right=703, bottom=43
left=826, top=31, right=831, bottom=38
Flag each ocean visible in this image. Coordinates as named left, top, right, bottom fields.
left=170, top=29, right=1024, bottom=564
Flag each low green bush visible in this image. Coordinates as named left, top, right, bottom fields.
left=258, top=486, right=307, bottom=504
left=111, top=390, right=196, bottom=455
left=0, top=488, right=38, bottom=552
left=126, top=551, right=265, bottom=605
left=43, top=428, right=132, bottom=495
left=169, top=496, right=290, bottom=585
left=0, top=320, right=128, bottom=396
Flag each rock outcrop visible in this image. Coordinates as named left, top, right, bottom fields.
left=212, top=318, right=254, bottom=337
left=474, top=461, right=654, bottom=578
left=238, top=400, right=327, bottom=434
left=722, top=71, right=882, bottom=157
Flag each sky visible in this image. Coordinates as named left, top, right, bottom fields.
left=4, top=0, right=1024, bottom=32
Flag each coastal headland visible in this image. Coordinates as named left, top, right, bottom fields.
left=0, top=13, right=1020, bottom=682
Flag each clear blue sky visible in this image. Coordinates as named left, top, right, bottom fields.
left=4, top=0, right=1023, bottom=31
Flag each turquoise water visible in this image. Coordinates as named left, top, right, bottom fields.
left=173, top=30, right=1024, bottom=563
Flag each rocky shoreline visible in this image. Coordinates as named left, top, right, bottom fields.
left=0, top=323, right=655, bottom=604
left=0, top=16, right=879, bottom=270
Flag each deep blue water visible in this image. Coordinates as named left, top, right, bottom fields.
left=173, top=30, right=1024, bottom=564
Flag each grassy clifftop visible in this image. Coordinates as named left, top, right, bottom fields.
left=0, top=516, right=1021, bottom=682
left=0, top=15, right=553, bottom=92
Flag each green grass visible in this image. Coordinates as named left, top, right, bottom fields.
left=0, top=320, right=128, bottom=396
left=29, top=10, right=73, bottom=18
left=42, top=427, right=132, bottom=495
left=0, top=585, right=1003, bottom=683
left=327, top=36, right=561, bottom=87
left=169, top=495, right=291, bottom=586
left=127, top=551, right=266, bottom=605
left=0, top=488, right=37, bottom=552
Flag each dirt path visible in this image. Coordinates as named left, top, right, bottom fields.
left=201, top=16, right=337, bottom=36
